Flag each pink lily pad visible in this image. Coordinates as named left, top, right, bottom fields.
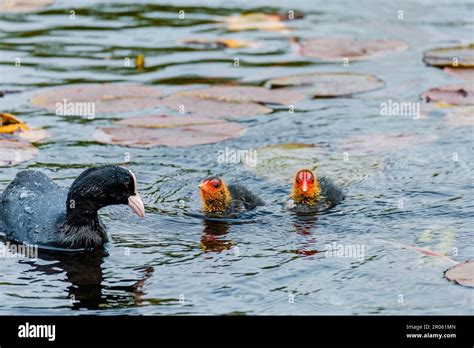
left=341, top=133, right=438, bottom=155
left=0, top=0, right=53, bottom=13
left=265, top=72, right=384, bottom=97
left=300, top=36, right=407, bottom=62
left=443, top=67, right=474, bottom=81
left=175, top=86, right=305, bottom=105
left=445, top=261, right=474, bottom=288
left=423, top=44, right=474, bottom=68
left=0, top=139, right=38, bottom=165
left=31, top=84, right=163, bottom=115
left=421, top=84, right=474, bottom=105
left=93, top=115, right=245, bottom=148
left=160, top=93, right=272, bottom=119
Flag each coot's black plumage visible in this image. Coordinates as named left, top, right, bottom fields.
left=0, top=166, right=145, bottom=250
left=199, top=177, right=264, bottom=218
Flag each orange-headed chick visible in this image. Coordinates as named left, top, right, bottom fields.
left=199, top=177, right=264, bottom=218
left=288, top=169, right=343, bottom=214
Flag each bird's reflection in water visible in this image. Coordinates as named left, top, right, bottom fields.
left=13, top=243, right=154, bottom=310
left=200, top=220, right=233, bottom=253
left=292, top=215, right=321, bottom=256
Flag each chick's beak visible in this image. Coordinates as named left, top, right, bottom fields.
left=128, top=193, right=145, bottom=217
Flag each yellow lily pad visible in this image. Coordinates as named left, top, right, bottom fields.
left=0, top=113, right=48, bottom=142
left=223, top=13, right=287, bottom=32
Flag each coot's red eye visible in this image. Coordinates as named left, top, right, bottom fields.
left=214, top=183, right=219, bottom=188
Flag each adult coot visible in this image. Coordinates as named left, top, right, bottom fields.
left=199, top=177, right=264, bottom=218
left=285, top=169, right=344, bottom=214
left=0, top=166, right=145, bottom=250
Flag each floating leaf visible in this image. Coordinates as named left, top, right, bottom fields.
left=174, top=86, right=305, bottom=105
left=423, top=44, right=474, bottom=68
left=265, top=72, right=384, bottom=97
left=135, top=54, right=145, bottom=69
left=0, top=113, right=48, bottom=142
left=421, top=84, right=474, bottom=106
left=300, top=36, right=407, bottom=62
left=0, top=139, right=38, bottom=166
left=445, top=106, right=473, bottom=127
left=160, top=93, right=272, bottom=119
left=0, top=0, right=53, bottom=13
left=179, top=38, right=259, bottom=49
left=443, top=67, right=474, bottom=81
left=246, top=143, right=381, bottom=185
left=31, top=84, right=163, bottom=115
left=93, top=115, right=245, bottom=148
left=341, top=133, right=438, bottom=155
left=445, top=261, right=474, bottom=288
left=223, top=13, right=287, bottom=32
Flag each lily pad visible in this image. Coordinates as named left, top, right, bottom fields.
left=222, top=13, right=287, bottom=32
left=300, top=37, right=407, bottom=62
left=0, top=0, right=53, bottom=13
left=0, top=139, right=38, bottom=166
left=31, top=84, right=163, bottom=115
left=0, top=113, right=48, bottom=142
left=179, top=38, right=259, bottom=49
left=246, top=143, right=382, bottom=185
left=174, top=86, right=305, bottom=105
left=444, top=106, right=473, bottom=127
left=445, top=261, right=474, bottom=288
left=443, top=67, right=474, bottom=81
left=265, top=72, right=384, bottom=97
left=160, top=93, right=272, bottom=119
left=93, top=115, right=245, bottom=148
left=423, top=44, right=474, bottom=68
left=341, top=133, right=438, bottom=155
left=421, top=84, right=474, bottom=106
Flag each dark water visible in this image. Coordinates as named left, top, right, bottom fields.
left=0, top=0, right=473, bottom=314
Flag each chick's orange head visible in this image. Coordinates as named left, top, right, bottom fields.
left=293, top=169, right=320, bottom=198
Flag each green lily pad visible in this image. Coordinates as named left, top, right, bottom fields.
left=160, top=93, right=272, bottom=119
left=245, top=143, right=381, bottom=185
left=423, top=44, right=474, bottom=68
left=93, top=115, right=245, bottom=148
left=31, top=84, right=163, bottom=116
left=300, top=36, right=407, bottom=62
left=445, top=261, right=474, bottom=288
left=421, top=84, right=474, bottom=105
left=265, top=72, right=384, bottom=97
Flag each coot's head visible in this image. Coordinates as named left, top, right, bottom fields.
left=67, top=166, right=145, bottom=219
left=291, top=169, right=321, bottom=205
left=199, top=177, right=231, bottom=213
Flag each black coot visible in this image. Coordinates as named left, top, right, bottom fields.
left=0, top=166, right=145, bottom=250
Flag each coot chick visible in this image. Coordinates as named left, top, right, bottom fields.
left=0, top=166, right=145, bottom=250
left=199, top=177, right=264, bottom=218
left=286, top=169, right=343, bottom=214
